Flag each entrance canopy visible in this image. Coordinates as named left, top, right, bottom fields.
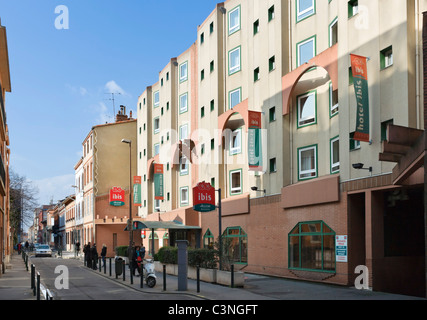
left=124, top=220, right=201, bottom=231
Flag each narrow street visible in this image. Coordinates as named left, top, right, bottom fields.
left=29, top=256, right=197, bottom=300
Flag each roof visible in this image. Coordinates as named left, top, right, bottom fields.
left=124, top=220, right=201, bottom=231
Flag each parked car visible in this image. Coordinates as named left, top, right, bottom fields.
left=35, top=244, right=52, bottom=257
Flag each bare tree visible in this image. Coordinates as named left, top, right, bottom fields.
left=9, top=168, right=39, bottom=241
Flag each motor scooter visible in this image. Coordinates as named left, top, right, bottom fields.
left=137, top=257, right=156, bottom=288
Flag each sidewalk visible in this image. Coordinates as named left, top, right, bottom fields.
left=0, top=253, right=36, bottom=300
left=60, top=251, right=426, bottom=300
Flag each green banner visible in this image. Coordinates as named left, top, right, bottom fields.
left=154, top=164, right=164, bottom=200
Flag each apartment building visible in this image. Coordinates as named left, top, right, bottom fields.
left=0, top=19, right=11, bottom=272
left=136, top=0, right=427, bottom=298
left=77, top=106, right=137, bottom=256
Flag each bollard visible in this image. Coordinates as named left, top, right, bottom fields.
left=31, top=264, right=35, bottom=290
left=197, top=266, right=200, bottom=293
left=109, top=258, right=112, bottom=277
left=104, top=258, right=106, bottom=274
left=99, top=258, right=101, bottom=272
left=25, top=254, right=28, bottom=271
left=123, top=260, right=126, bottom=281
left=36, top=272, right=40, bottom=301
left=163, top=265, right=166, bottom=291
left=140, top=265, right=143, bottom=289
left=231, top=264, right=234, bottom=288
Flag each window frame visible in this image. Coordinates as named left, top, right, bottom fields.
left=180, top=186, right=189, bottom=206
left=153, top=91, right=160, bottom=108
left=180, top=156, right=189, bottom=176
left=179, top=61, right=188, bottom=83
left=329, top=82, right=339, bottom=117
left=328, top=17, right=338, bottom=47
left=296, top=0, right=316, bottom=23
left=228, top=5, right=241, bottom=35
left=229, top=87, right=241, bottom=109
left=330, top=136, right=340, bottom=174
left=179, top=92, right=188, bottom=114
left=296, top=35, right=316, bottom=67
left=229, top=169, right=243, bottom=196
left=298, top=144, right=318, bottom=181
left=297, top=90, right=317, bottom=128
left=154, top=117, right=160, bottom=134
left=229, top=128, right=242, bottom=155
left=228, top=46, right=241, bottom=75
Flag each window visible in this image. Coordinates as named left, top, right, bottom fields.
left=381, top=119, right=393, bottom=141
left=201, top=69, right=205, bottom=81
left=180, top=156, right=189, bottom=175
left=329, top=17, right=338, bottom=47
left=253, top=19, right=259, bottom=35
left=230, top=128, right=242, bottom=155
left=210, top=22, right=214, bottom=34
left=230, top=169, right=242, bottom=195
left=297, top=0, right=315, bottom=22
left=229, top=88, right=241, bottom=109
left=200, top=32, right=204, bottom=44
left=297, top=91, right=316, bottom=127
left=329, top=83, right=339, bottom=117
left=268, top=5, right=275, bottom=21
left=179, top=93, right=188, bottom=113
left=223, top=227, right=247, bottom=264
left=228, top=5, right=240, bottom=35
left=154, top=143, right=160, bottom=156
left=179, top=124, right=188, bottom=141
left=211, top=177, right=215, bottom=188
left=288, top=221, right=336, bottom=272
left=380, top=46, right=393, bottom=69
left=254, top=67, right=260, bottom=82
left=179, top=61, right=188, bottom=82
left=161, top=78, right=163, bottom=86
left=203, top=229, right=214, bottom=249
left=180, top=187, right=189, bottom=205
left=201, top=106, right=205, bottom=118
left=298, top=145, right=317, bottom=180
left=154, top=199, right=160, bottom=211
left=269, top=106, right=276, bottom=122
left=153, top=91, right=160, bottom=108
left=330, top=137, right=340, bottom=173
left=201, top=143, right=205, bottom=155
left=348, top=66, right=354, bottom=85
left=210, top=99, right=215, bottom=111
left=210, top=60, right=214, bottom=73
left=166, top=72, right=169, bottom=81
left=166, top=102, right=169, bottom=110
left=229, top=46, right=241, bottom=75
left=269, top=56, right=276, bottom=72
left=348, top=0, right=359, bottom=18
left=297, top=36, right=316, bottom=67
left=349, top=132, right=360, bottom=150
left=211, top=138, right=215, bottom=150
left=154, top=117, right=160, bottom=134
left=270, top=158, right=277, bottom=173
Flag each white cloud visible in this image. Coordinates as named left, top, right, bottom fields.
left=31, top=174, right=75, bottom=206
left=94, top=101, right=113, bottom=125
left=66, top=84, right=89, bottom=96
left=105, top=80, right=129, bottom=97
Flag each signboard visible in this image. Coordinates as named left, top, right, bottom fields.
left=154, top=164, right=164, bottom=200
left=248, top=111, right=263, bottom=171
left=109, top=187, right=125, bottom=207
left=193, top=181, right=216, bottom=212
left=336, top=235, right=348, bottom=262
left=350, top=54, right=370, bottom=142
left=133, top=176, right=142, bottom=206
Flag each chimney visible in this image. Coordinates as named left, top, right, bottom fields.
left=115, top=105, right=129, bottom=122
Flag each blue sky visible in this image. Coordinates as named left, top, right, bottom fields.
left=0, top=0, right=218, bottom=205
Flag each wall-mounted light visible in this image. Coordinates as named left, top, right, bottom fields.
left=352, top=163, right=372, bottom=175
left=251, top=186, right=266, bottom=195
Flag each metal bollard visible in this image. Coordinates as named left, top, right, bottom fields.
left=104, top=258, right=106, bottom=274
left=99, top=258, right=101, bottom=272
left=31, top=264, right=35, bottom=290
left=163, top=265, right=166, bottom=291
left=231, top=264, right=235, bottom=288
left=36, top=272, right=41, bottom=300
left=197, top=266, right=200, bottom=293
left=140, top=265, right=143, bottom=289
left=109, top=258, right=112, bottom=277
left=123, top=260, right=126, bottom=281
left=25, top=254, right=28, bottom=271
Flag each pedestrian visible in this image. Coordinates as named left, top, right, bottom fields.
left=101, top=244, right=107, bottom=267
left=25, top=241, right=29, bottom=252
left=17, top=243, right=21, bottom=254
left=84, top=242, right=92, bottom=268
left=76, top=241, right=80, bottom=256
left=91, top=243, right=98, bottom=270
left=139, top=245, right=146, bottom=261
left=130, top=244, right=138, bottom=276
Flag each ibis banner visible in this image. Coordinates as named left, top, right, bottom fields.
left=154, top=164, right=164, bottom=200
left=193, top=181, right=215, bottom=212
left=351, top=54, right=370, bottom=142
left=133, top=176, right=141, bottom=206
left=109, top=187, right=125, bottom=207
left=248, top=111, right=263, bottom=171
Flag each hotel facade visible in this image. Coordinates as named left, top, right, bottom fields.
left=135, top=0, right=427, bottom=298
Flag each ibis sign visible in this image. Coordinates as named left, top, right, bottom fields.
left=109, top=187, right=125, bottom=207
left=193, top=182, right=215, bottom=212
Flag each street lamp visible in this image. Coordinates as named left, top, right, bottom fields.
left=352, top=163, right=372, bottom=176
left=121, top=139, right=133, bottom=263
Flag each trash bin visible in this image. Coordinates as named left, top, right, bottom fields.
left=115, top=257, right=123, bottom=276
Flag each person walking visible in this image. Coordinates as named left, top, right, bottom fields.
left=91, top=243, right=98, bottom=270
left=84, top=242, right=92, bottom=268
left=75, top=241, right=80, bottom=256
left=140, top=246, right=146, bottom=260
left=101, top=244, right=107, bottom=268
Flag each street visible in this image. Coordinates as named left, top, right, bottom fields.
left=29, top=256, right=198, bottom=300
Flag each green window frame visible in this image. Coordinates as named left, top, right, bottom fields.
left=288, top=221, right=336, bottom=272
left=153, top=91, right=160, bottom=108
left=203, top=229, right=214, bottom=249
left=330, top=136, right=340, bottom=174
left=229, top=169, right=243, bottom=196
left=223, top=226, right=247, bottom=264
left=179, top=156, right=189, bottom=176
left=329, top=82, right=339, bottom=117
left=269, top=56, right=276, bottom=72
left=296, top=35, right=316, bottom=67
left=228, top=46, right=241, bottom=75
left=380, top=46, right=393, bottom=70
left=180, top=186, right=189, bottom=206
left=229, top=87, right=241, bottom=109
left=269, top=157, right=277, bottom=173
left=297, top=144, right=318, bottom=181
left=254, top=67, right=260, bottom=82
left=348, top=0, right=359, bottom=19
left=297, top=90, right=317, bottom=128
left=229, top=128, right=242, bottom=155
left=179, top=92, right=188, bottom=114
left=269, top=106, right=276, bottom=122
left=349, top=132, right=360, bottom=151
left=296, top=0, right=316, bottom=23
left=228, top=5, right=241, bottom=35
left=329, top=17, right=338, bottom=47
left=210, top=60, right=214, bottom=73
left=381, top=119, right=393, bottom=142
left=253, top=19, right=259, bottom=35
left=154, top=117, right=160, bottom=134
left=268, top=5, right=275, bottom=22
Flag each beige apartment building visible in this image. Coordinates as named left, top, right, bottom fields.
left=136, top=0, right=427, bottom=298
